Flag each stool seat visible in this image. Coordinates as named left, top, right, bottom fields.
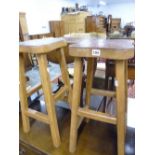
left=68, top=38, right=134, bottom=155
left=19, top=37, right=67, bottom=54
left=69, top=39, right=134, bottom=59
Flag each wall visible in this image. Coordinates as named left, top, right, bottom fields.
left=19, top=0, right=134, bottom=34
left=19, top=0, right=74, bottom=34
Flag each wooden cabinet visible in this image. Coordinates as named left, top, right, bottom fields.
left=86, top=15, right=107, bottom=33
left=111, top=18, right=121, bottom=32
left=49, top=21, right=64, bottom=37
left=61, top=11, right=90, bottom=34
left=86, top=16, right=96, bottom=32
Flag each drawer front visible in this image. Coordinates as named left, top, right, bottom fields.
left=68, top=23, right=77, bottom=33
left=76, top=23, right=85, bottom=32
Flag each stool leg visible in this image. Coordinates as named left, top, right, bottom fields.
left=59, top=48, right=72, bottom=106
left=69, top=58, right=83, bottom=153
left=116, top=60, right=127, bottom=155
left=37, top=54, right=61, bottom=148
left=19, top=54, right=30, bottom=133
left=124, top=61, right=128, bottom=137
left=102, top=61, right=110, bottom=112
left=85, top=58, right=95, bottom=108
left=125, top=61, right=128, bottom=113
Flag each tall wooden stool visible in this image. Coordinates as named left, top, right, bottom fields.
left=19, top=37, right=72, bottom=148
left=69, top=38, right=134, bottom=155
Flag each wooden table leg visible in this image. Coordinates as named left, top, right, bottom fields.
left=69, top=58, right=83, bottom=153
left=85, top=58, right=95, bottom=107
left=19, top=54, right=30, bottom=133
left=116, top=60, right=127, bottom=155
left=37, top=54, right=61, bottom=148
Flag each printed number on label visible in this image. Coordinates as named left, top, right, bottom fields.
left=92, top=49, right=101, bottom=56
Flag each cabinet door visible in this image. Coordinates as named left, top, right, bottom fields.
left=86, top=16, right=96, bottom=32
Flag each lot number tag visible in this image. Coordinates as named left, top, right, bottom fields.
left=92, top=49, right=101, bottom=56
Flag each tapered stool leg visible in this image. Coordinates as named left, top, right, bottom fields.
left=69, top=58, right=83, bottom=153
left=125, top=61, right=128, bottom=113
left=85, top=58, right=95, bottom=107
left=37, top=54, right=61, bottom=148
left=116, top=60, right=127, bottom=155
left=59, top=48, right=72, bottom=106
left=19, top=54, right=30, bottom=133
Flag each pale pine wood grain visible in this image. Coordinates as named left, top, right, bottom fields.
left=68, top=38, right=134, bottom=155
left=69, top=58, right=83, bottom=153
left=85, top=58, right=95, bottom=107
left=37, top=54, right=61, bottom=147
left=19, top=54, right=30, bottom=133
left=115, top=60, right=127, bottom=155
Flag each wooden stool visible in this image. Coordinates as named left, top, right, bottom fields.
left=19, top=37, right=72, bottom=148
left=69, top=38, right=134, bottom=155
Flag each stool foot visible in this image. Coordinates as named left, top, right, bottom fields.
left=22, top=117, right=30, bottom=133
left=69, top=110, right=79, bottom=153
